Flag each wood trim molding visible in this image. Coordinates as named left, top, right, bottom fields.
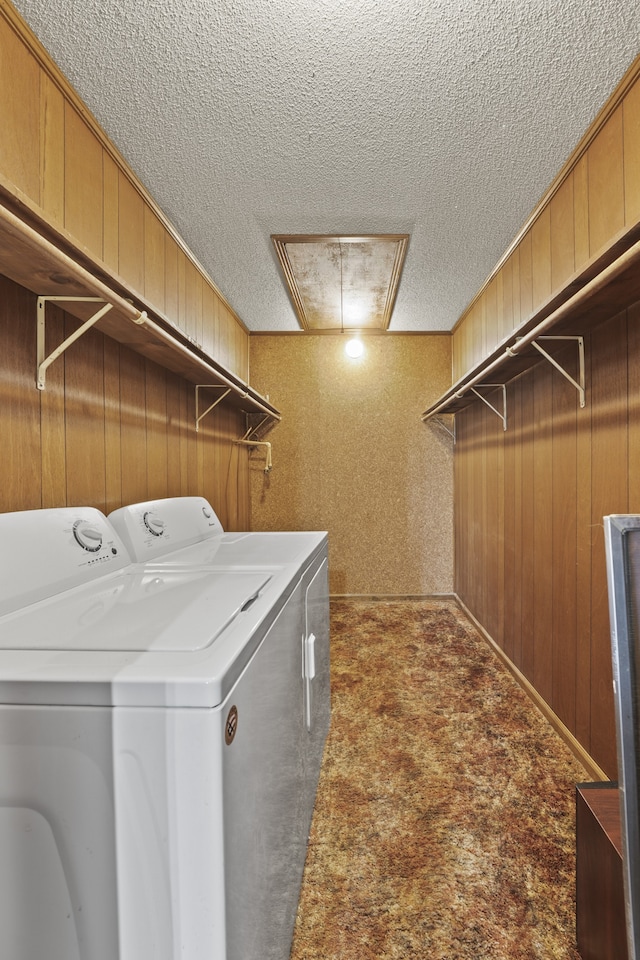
left=455, top=595, right=610, bottom=783
left=0, top=0, right=248, bottom=334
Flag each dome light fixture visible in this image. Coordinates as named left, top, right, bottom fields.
left=345, top=337, right=364, bottom=359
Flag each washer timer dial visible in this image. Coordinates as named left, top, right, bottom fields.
left=73, top=520, right=103, bottom=553
left=143, top=511, right=165, bottom=537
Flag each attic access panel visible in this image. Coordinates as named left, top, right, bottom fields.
left=271, top=234, right=409, bottom=331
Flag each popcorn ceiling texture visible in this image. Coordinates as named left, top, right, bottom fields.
left=12, top=0, right=640, bottom=331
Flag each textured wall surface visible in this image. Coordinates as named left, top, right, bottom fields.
left=11, top=0, right=640, bottom=332
left=249, top=334, right=453, bottom=595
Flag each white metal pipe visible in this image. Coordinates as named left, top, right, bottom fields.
left=235, top=439, right=273, bottom=472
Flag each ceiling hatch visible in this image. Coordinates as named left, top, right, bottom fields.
left=271, top=234, right=409, bottom=332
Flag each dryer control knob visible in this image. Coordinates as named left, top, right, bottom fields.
left=143, top=511, right=165, bottom=537
left=73, top=520, right=103, bottom=553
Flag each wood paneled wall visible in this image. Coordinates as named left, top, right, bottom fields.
left=0, top=2, right=248, bottom=380
left=454, top=303, right=640, bottom=778
left=452, top=56, right=640, bottom=381
left=0, top=273, right=250, bottom=526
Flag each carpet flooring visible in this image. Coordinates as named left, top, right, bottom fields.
left=289, top=599, right=588, bottom=960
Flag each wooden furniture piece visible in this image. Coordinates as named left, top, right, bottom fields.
left=576, top=782, right=629, bottom=960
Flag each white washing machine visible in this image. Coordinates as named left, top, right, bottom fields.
left=0, top=505, right=330, bottom=960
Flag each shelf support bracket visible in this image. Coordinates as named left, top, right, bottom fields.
left=470, top=383, right=507, bottom=431
left=242, top=415, right=272, bottom=442
left=531, top=336, right=586, bottom=407
left=37, top=296, right=114, bottom=390
left=429, top=415, right=456, bottom=443
left=195, top=385, right=232, bottom=432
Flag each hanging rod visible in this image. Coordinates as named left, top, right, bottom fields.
left=422, top=231, right=640, bottom=422
left=35, top=289, right=276, bottom=418
left=0, top=202, right=279, bottom=421
left=195, top=385, right=232, bottom=432
left=470, top=384, right=507, bottom=430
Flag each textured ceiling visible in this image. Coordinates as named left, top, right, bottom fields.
left=10, top=0, right=640, bottom=332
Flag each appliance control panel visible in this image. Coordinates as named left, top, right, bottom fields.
left=0, top=507, right=131, bottom=616
left=109, top=497, right=224, bottom=561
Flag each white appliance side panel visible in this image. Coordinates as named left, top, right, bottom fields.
left=0, top=807, right=81, bottom=960
left=0, top=705, right=119, bottom=960
left=113, top=708, right=226, bottom=960
left=223, top=580, right=307, bottom=960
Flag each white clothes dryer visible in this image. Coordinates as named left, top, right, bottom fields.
left=108, top=496, right=330, bottom=782
left=0, top=505, right=329, bottom=960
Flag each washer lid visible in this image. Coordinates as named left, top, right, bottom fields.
left=0, top=569, right=272, bottom=652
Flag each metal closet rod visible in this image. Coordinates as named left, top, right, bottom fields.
left=0, top=203, right=279, bottom=422
left=422, top=232, right=640, bottom=421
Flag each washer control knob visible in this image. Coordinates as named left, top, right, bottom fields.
left=73, top=520, right=103, bottom=553
left=143, top=511, right=165, bottom=537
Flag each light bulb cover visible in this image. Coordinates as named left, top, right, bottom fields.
left=345, top=338, right=364, bottom=358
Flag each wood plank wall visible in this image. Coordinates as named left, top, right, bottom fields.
left=452, top=56, right=640, bottom=382
left=0, top=2, right=248, bottom=380
left=454, top=303, right=640, bottom=779
left=0, top=272, right=250, bottom=527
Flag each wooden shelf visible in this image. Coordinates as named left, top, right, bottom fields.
left=0, top=190, right=280, bottom=424
left=422, top=223, right=640, bottom=422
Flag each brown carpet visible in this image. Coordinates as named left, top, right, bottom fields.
left=290, top=599, right=587, bottom=960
